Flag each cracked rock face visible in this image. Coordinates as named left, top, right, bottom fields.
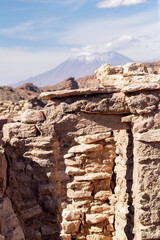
left=0, top=62, right=160, bottom=240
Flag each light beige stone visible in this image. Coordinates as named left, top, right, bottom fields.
left=95, top=64, right=123, bottom=87
left=65, top=166, right=85, bottom=175
left=100, top=75, right=123, bottom=88
left=86, top=214, right=108, bottom=224
left=62, top=209, right=81, bottom=221
left=122, top=82, right=160, bottom=93
left=65, top=158, right=83, bottom=166
left=90, top=204, right=111, bottom=213
left=75, top=132, right=111, bottom=144
left=74, top=173, right=110, bottom=181
left=86, top=235, right=111, bottom=240
left=64, top=153, right=74, bottom=159
left=89, top=226, right=103, bottom=233
left=67, top=189, right=92, bottom=199
left=67, top=181, right=91, bottom=191
left=40, top=87, right=119, bottom=99
left=68, top=144, right=103, bottom=153
left=60, top=234, right=71, bottom=240
left=136, top=129, right=160, bottom=142
left=61, top=220, right=81, bottom=234
left=23, top=149, right=53, bottom=158
left=21, top=109, right=45, bottom=123
left=123, top=62, right=148, bottom=76
left=94, top=190, right=111, bottom=201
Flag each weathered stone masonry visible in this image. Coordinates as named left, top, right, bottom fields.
left=0, top=63, right=160, bottom=240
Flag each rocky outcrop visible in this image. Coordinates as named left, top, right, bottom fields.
left=76, top=74, right=99, bottom=89
left=0, top=62, right=159, bottom=240
left=0, top=84, right=41, bottom=102
left=0, top=99, right=45, bottom=119
left=41, top=77, right=79, bottom=92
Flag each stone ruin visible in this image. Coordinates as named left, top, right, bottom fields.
left=0, top=63, right=160, bottom=240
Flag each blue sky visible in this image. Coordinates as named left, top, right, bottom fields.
left=0, top=0, right=160, bottom=85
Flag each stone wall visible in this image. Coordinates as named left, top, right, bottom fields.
left=114, top=129, right=134, bottom=240
left=0, top=99, right=45, bottom=119
left=61, top=132, right=116, bottom=240
left=0, top=100, right=33, bottom=118
left=0, top=62, right=159, bottom=240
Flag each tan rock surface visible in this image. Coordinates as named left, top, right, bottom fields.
left=68, top=144, right=103, bottom=153
left=21, top=109, right=45, bottom=123
left=1, top=62, right=160, bottom=240
left=136, top=129, right=160, bottom=142
left=40, top=87, right=119, bottom=99
left=86, top=235, right=111, bottom=240
left=123, top=62, right=148, bottom=76
left=3, top=122, right=37, bottom=140
left=75, top=132, right=111, bottom=144
left=61, top=220, right=81, bottom=234
left=86, top=213, right=108, bottom=224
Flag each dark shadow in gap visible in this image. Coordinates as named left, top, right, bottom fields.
left=124, top=129, right=134, bottom=240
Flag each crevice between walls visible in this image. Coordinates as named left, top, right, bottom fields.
left=113, top=129, right=134, bottom=240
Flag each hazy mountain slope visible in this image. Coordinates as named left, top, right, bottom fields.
left=11, top=51, right=133, bottom=87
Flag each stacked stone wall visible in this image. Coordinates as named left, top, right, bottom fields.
left=0, top=101, right=33, bottom=118
left=0, top=62, right=159, bottom=240
left=0, top=99, right=45, bottom=119
left=1, top=111, right=129, bottom=240
left=61, top=132, right=116, bottom=240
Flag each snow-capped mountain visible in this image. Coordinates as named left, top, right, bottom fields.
left=11, top=51, right=133, bottom=87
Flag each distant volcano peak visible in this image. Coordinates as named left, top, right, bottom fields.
left=11, top=51, right=133, bottom=87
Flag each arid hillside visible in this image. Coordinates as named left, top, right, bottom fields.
left=0, top=84, right=41, bottom=102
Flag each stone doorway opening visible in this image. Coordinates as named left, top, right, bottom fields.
left=59, top=129, right=134, bottom=240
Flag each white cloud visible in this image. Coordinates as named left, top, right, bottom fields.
left=0, top=17, right=57, bottom=41
left=97, top=0, right=147, bottom=8
left=60, top=8, right=156, bottom=45
left=0, top=47, right=70, bottom=85
left=72, top=35, right=139, bottom=54
left=60, top=7, right=160, bottom=61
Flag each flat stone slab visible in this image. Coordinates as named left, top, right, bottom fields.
left=86, top=213, right=108, bottom=224
left=136, top=129, right=160, bottom=142
left=122, top=83, right=160, bottom=93
left=75, top=132, right=111, bottom=144
left=68, top=144, right=103, bottom=153
left=40, top=87, right=120, bottom=99
left=74, top=173, right=111, bottom=181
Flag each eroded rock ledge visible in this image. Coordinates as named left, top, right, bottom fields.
left=0, top=62, right=160, bottom=240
